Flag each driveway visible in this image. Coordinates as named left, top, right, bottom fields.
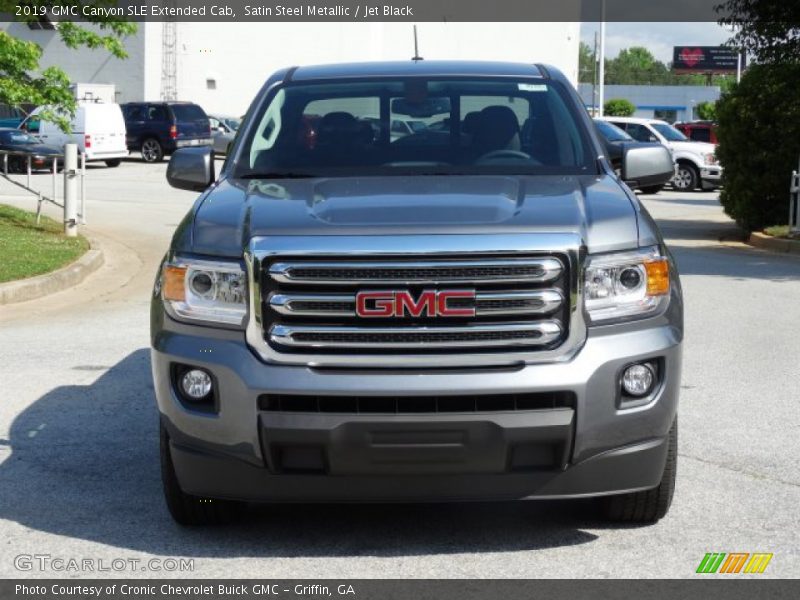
left=1, top=166, right=798, bottom=578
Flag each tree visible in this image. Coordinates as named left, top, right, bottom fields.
left=695, top=101, right=717, bottom=121
left=604, top=98, right=636, bottom=117
left=0, top=4, right=136, bottom=131
left=718, top=0, right=800, bottom=65
left=716, top=64, right=800, bottom=230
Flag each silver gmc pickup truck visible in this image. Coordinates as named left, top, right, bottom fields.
left=152, top=61, right=682, bottom=526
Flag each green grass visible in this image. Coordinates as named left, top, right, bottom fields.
left=0, top=204, right=89, bottom=284
left=763, top=225, right=797, bottom=239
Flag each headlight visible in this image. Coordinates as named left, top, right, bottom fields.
left=161, top=259, right=247, bottom=326
left=584, top=246, right=670, bottom=323
left=703, top=153, right=718, bottom=165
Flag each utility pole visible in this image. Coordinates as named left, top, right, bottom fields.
left=598, top=22, right=606, bottom=116
left=598, top=1, right=606, bottom=117
left=592, top=31, right=599, bottom=116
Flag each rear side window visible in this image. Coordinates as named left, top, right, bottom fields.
left=689, top=128, right=711, bottom=143
left=147, top=106, right=168, bottom=122
left=624, top=123, right=656, bottom=143
left=124, top=105, right=145, bottom=120
left=172, top=104, right=207, bottom=121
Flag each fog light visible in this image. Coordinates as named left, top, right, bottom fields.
left=622, top=363, right=655, bottom=397
left=180, top=369, right=212, bottom=401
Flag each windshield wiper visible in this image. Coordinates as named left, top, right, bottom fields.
left=239, top=172, right=317, bottom=179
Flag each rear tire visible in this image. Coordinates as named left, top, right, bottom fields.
left=672, top=163, right=699, bottom=192
left=639, top=185, right=664, bottom=195
left=105, top=159, right=121, bottom=167
left=141, top=138, right=163, bottom=163
left=600, top=419, right=677, bottom=523
left=160, top=422, right=241, bottom=525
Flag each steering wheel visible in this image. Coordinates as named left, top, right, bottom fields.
left=475, top=149, right=533, bottom=164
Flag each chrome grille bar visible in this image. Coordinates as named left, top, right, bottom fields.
left=269, top=322, right=563, bottom=349
left=268, top=258, right=563, bottom=285
left=269, top=290, right=564, bottom=317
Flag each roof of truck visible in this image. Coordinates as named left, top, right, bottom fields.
left=288, top=61, right=550, bottom=81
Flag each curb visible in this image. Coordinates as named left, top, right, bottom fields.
left=0, top=242, right=104, bottom=305
left=747, top=232, right=800, bottom=256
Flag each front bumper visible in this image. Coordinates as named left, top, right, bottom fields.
left=701, top=166, right=723, bottom=187
left=151, top=301, right=683, bottom=502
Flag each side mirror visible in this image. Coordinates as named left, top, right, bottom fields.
left=621, top=144, right=674, bottom=187
left=166, top=147, right=214, bottom=192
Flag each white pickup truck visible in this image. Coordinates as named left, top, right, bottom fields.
left=601, top=116, right=721, bottom=192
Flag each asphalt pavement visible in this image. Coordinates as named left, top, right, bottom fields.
left=0, top=161, right=798, bottom=579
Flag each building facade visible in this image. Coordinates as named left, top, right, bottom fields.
left=579, top=83, right=721, bottom=123
left=3, top=22, right=580, bottom=116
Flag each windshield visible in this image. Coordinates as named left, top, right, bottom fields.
left=232, top=78, right=594, bottom=178
left=652, top=123, right=688, bottom=142
left=0, top=131, right=36, bottom=144
left=595, top=120, right=632, bottom=142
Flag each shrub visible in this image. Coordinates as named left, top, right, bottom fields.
left=603, top=98, right=636, bottom=117
left=716, top=64, right=800, bottom=230
left=695, top=101, right=717, bottom=121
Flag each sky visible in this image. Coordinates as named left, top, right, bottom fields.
left=580, top=22, right=734, bottom=63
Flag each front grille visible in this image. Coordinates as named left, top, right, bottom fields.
left=258, top=391, right=576, bottom=414
left=261, top=254, right=570, bottom=355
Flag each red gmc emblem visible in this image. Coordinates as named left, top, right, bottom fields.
left=355, top=290, right=476, bottom=318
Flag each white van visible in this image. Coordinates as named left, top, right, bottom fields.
left=20, top=103, right=129, bottom=167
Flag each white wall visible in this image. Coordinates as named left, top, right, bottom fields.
left=1, top=21, right=146, bottom=105
left=169, top=22, right=580, bottom=116
left=4, top=21, right=579, bottom=116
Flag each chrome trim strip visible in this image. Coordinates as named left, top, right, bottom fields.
left=269, top=322, right=563, bottom=349
left=269, top=293, right=354, bottom=317
left=268, top=290, right=564, bottom=317
left=268, top=258, right=563, bottom=285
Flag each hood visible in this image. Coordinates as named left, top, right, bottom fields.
left=668, top=140, right=716, bottom=155
left=185, top=175, right=640, bottom=258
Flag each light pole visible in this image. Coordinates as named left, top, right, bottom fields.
left=598, top=1, right=606, bottom=117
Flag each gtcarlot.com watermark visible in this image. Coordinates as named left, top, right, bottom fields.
left=14, top=554, right=194, bottom=573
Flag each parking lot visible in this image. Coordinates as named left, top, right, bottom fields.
left=0, top=160, right=799, bottom=578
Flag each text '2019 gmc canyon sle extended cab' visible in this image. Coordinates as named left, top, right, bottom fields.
left=152, top=61, right=683, bottom=525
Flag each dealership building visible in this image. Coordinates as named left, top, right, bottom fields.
left=2, top=21, right=580, bottom=115
left=578, top=83, right=722, bottom=123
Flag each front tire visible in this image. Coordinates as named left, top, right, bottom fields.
left=160, top=422, right=241, bottom=525
left=105, top=159, right=121, bottom=167
left=141, top=138, right=163, bottom=163
left=672, top=163, right=699, bottom=192
left=600, top=420, right=677, bottom=523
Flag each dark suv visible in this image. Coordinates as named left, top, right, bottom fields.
left=121, top=101, right=212, bottom=162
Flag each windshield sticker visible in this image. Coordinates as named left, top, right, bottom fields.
left=518, top=83, right=547, bottom=92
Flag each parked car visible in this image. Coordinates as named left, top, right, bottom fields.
left=156, top=61, right=681, bottom=526
left=601, top=116, right=721, bottom=191
left=593, top=119, right=674, bottom=194
left=208, top=114, right=240, bottom=155
left=19, top=103, right=129, bottom=167
left=0, top=128, right=62, bottom=172
left=674, top=121, right=718, bottom=145
left=121, top=101, right=212, bottom=163
left=0, top=104, right=29, bottom=129
left=390, top=118, right=428, bottom=141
